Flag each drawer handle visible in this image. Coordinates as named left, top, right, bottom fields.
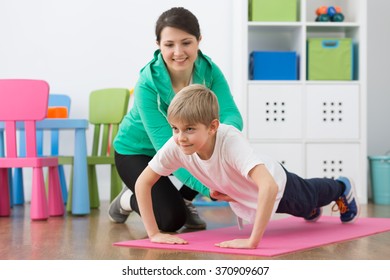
left=322, top=40, right=339, bottom=48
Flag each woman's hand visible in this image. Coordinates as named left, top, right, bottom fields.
left=215, top=238, right=257, bottom=249
left=210, top=190, right=236, bottom=202
left=150, top=232, right=188, bottom=245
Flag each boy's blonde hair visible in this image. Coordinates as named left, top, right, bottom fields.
left=168, top=84, right=219, bottom=126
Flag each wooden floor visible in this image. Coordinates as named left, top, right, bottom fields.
left=1, top=200, right=390, bottom=260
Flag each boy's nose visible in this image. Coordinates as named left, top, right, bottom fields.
left=178, top=132, right=187, bottom=141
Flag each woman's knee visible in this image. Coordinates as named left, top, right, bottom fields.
left=155, top=206, right=186, bottom=232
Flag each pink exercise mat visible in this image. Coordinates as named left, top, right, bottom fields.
left=114, top=216, right=390, bottom=257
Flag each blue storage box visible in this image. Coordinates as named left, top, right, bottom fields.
left=250, top=51, right=298, bottom=80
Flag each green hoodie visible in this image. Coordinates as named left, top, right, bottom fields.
left=113, top=50, right=243, bottom=196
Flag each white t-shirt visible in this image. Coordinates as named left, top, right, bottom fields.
left=149, top=124, right=286, bottom=223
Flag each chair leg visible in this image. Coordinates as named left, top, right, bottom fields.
left=48, top=166, right=65, bottom=217
left=8, top=168, right=13, bottom=208
left=87, top=165, right=100, bottom=209
left=66, top=166, right=74, bottom=213
left=30, top=167, right=49, bottom=220
left=0, top=168, right=11, bottom=216
left=44, top=165, right=67, bottom=204
left=58, top=165, right=68, bottom=204
left=110, top=165, right=123, bottom=202
left=12, top=168, right=24, bottom=205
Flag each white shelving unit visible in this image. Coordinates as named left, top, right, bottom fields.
left=232, top=0, right=367, bottom=202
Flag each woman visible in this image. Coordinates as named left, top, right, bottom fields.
left=109, top=7, right=243, bottom=232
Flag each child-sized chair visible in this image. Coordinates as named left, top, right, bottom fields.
left=12, top=94, right=71, bottom=205
left=40, top=94, right=71, bottom=203
left=0, top=79, right=64, bottom=220
left=66, top=88, right=129, bottom=211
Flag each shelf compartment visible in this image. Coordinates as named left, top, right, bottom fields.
left=248, top=84, right=303, bottom=140
left=306, top=143, right=361, bottom=194
left=252, top=143, right=304, bottom=176
left=305, top=0, right=362, bottom=23
left=305, top=84, right=360, bottom=139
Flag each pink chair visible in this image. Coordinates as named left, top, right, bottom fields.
left=0, top=79, right=64, bottom=220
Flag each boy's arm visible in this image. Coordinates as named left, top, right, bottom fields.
left=216, top=164, right=278, bottom=249
left=135, top=166, right=188, bottom=244
left=247, top=164, right=278, bottom=247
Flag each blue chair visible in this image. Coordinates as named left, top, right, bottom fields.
left=11, top=94, right=71, bottom=205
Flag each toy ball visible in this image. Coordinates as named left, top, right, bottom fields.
left=332, top=13, right=345, bottom=22
left=316, top=6, right=328, bottom=16
left=335, top=6, right=342, bottom=13
left=316, top=14, right=330, bottom=22
left=327, top=6, right=337, bottom=17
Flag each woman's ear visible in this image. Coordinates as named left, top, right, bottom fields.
left=156, top=40, right=160, bottom=48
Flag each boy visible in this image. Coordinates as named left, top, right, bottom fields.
left=134, top=84, right=360, bottom=249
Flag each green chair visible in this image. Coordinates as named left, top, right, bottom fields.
left=87, top=88, right=130, bottom=208
left=65, top=88, right=129, bottom=211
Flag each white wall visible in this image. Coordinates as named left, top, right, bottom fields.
left=1, top=0, right=388, bottom=201
left=367, top=0, right=390, bottom=157
left=0, top=0, right=234, bottom=201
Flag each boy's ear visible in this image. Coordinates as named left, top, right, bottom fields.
left=209, top=119, right=219, bottom=134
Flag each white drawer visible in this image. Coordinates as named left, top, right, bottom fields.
left=252, top=143, right=304, bottom=177
left=306, top=144, right=360, bottom=194
left=248, top=85, right=303, bottom=139
left=306, top=84, right=360, bottom=139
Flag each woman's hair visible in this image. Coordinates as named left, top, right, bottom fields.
left=155, top=7, right=201, bottom=43
left=168, top=84, right=219, bottom=126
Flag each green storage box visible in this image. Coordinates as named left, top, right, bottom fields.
left=249, top=0, right=298, bottom=22
left=307, top=38, right=354, bottom=80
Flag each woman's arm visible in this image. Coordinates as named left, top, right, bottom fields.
left=210, top=63, right=243, bottom=131
left=135, top=84, right=173, bottom=151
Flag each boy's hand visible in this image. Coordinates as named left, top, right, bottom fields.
left=150, top=232, right=188, bottom=245
left=210, top=190, right=235, bottom=202
left=215, top=238, right=257, bottom=249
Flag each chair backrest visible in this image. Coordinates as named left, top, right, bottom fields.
left=89, top=88, right=130, bottom=157
left=49, top=94, right=71, bottom=114
left=0, top=79, right=49, bottom=157
left=37, top=94, right=72, bottom=156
